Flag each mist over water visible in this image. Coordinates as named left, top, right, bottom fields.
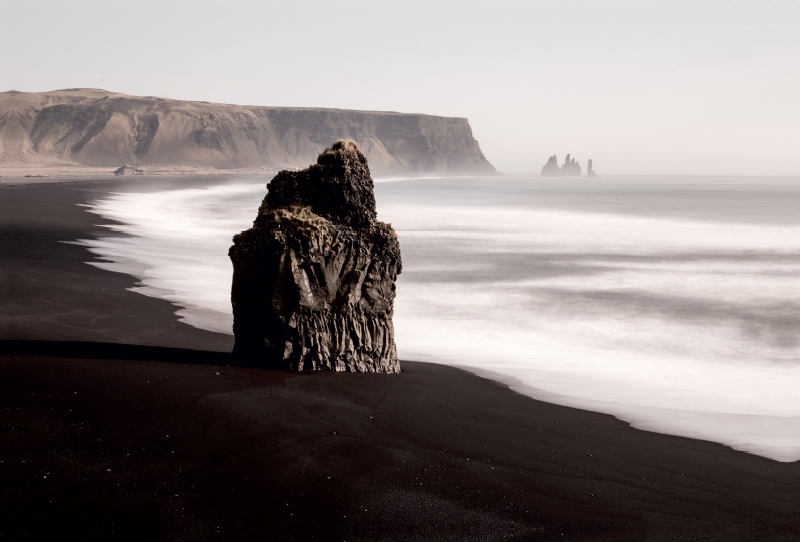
left=77, top=175, right=800, bottom=461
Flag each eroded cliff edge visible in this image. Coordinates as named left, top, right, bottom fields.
left=0, top=89, right=496, bottom=175
left=229, top=140, right=401, bottom=372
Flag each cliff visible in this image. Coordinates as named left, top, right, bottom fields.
left=0, top=89, right=496, bottom=176
left=228, top=140, right=401, bottom=372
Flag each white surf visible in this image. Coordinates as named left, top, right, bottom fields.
left=76, top=175, right=800, bottom=462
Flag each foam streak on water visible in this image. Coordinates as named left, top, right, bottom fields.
left=76, top=176, right=800, bottom=461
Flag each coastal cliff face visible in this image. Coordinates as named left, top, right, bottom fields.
left=229, top=140, right=401, bottom=372
left=0, top=89, right=496, bottom=175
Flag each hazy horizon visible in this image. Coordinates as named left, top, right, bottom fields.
left=2, top=0, right=798, bottom=176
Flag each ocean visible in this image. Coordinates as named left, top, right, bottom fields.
left=76, top=174, right=800, bottom=461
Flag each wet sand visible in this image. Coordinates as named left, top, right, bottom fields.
left=0, top=177, right=237, bottom=350
left=1, top=179, right=799, bottom=540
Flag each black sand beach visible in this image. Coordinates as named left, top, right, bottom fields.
left=1, top=180, right=799, bottom=541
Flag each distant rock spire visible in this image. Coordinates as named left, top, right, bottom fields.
left=587, top=159, right=597, bottom=178
left=541, top=154, right=561, bottom=176
left=542, top=153, right=594, bottom=177
left=560, top=154, right=581, bottom=176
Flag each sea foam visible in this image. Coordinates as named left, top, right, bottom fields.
left=76, top=176, right=800, bottom=461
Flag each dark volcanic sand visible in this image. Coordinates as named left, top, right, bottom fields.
left=1, top=180, right=799, bottom=541
left=0, top=177, right=235, bottom=351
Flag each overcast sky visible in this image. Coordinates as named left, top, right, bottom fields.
left=2, top=0, right=798, bottom=175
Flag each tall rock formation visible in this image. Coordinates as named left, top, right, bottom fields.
left=561, top=154, right=581, bottom=176
left=541, top=154, right=561, bottom=177
left=541, top=153, right=588, bottom=177
left=229, top=140, right=401, bottom=372
left=587, top=159, right=597, bottom=177
left=0, top=89, right=496, bottom=176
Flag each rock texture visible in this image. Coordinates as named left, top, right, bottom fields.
left=541, top=154, right=561, bottom=177
left=587, top=158, right=597, bottom=178
left=0, top=89, right=496, bottom=176
left=229, top=140, right=401, bottom=372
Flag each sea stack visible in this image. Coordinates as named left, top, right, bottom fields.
left=561, top=154, right=582, bottom=176
left=587, top=159, right=597, bottom=178
left=229, top=140, right=402, bottom=372
left=541, top=154, right=561, bottom=176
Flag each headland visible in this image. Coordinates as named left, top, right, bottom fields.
left=0, top=89, right=497, bottom=178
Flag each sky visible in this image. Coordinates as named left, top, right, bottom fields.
left=1, top=0, right=798, bottom=175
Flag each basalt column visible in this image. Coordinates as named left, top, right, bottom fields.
left=229, top=140, right=402, bottom=372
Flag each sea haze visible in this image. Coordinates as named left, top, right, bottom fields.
left=75, top=175, right=800, bottom=462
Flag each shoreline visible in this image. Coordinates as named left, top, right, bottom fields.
left=0, top=166, right=278, bottom=182
left=2, top=177, right=800, bottom=538
left=3, top=166, right=800, bottom=181
left=0, top=167, right=502, bottom=185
